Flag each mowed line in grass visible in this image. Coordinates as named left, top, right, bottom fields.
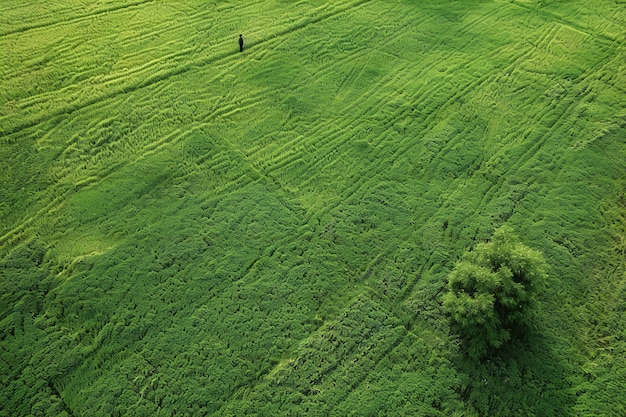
left=0, top=0, right=372, bottom=137
left=240, top=2, right=554, bottom=190
left=0, top=0, right=155, bottom=37
left=0, top=0, right=381, bottom=249
left=246, top=13, right=536, bottom=237
left=356, top=25, right=620, bottom=286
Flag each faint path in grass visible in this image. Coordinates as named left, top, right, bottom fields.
left=510, top=0, right=624, bottom=44
left=0, top=0, right=373, bottom=138
left=0, top=0, right=155, bottom=37
left=0, top=0, right=376, bottom=248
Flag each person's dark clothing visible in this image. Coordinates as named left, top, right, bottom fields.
left=239, top=35, right=244, bottom=52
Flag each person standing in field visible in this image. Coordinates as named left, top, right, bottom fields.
left=239, top=34, right=244, bottom=52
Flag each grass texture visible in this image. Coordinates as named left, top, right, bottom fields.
left=1, top=0, right=625, bottom=415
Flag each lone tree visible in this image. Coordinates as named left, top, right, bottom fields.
left=442, top=226, right=546, bottom=359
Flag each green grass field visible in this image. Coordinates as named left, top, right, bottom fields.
left=1, top=0, right=625, bottom=415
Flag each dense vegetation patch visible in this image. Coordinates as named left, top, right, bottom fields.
left=443, top=226, right=546, bottom=359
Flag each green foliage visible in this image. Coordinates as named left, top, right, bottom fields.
left=443, top=226, right=547, bottom=358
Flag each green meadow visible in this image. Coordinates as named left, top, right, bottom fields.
left=1, top=0, right=625, bottom=415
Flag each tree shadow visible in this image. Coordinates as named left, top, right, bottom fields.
left=454, top=328, right=576, bottom=416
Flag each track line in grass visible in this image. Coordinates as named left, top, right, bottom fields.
left=0, top=0, right=374, bottom=138
left=1, top=82, right=271, bottom=248
left=457, top=1, right=509, bottom=34
left=139, top=90, right=269, bottom=157
left=250, top=1, right=609, bottom=304
left=294, top=14, right=616, bottom=326
left=217, top=293, right=406, bottom=415
left=428, top=54, right=603, bottom=227
left=390, top=38, right=621, bottom=309
left=327, top=324, right=408, bottom=414
left=328, top=327, right=408, bottom=414
left=533, top=21, right=564, bottom=51
left=509, top=0, right=620, bottom=44
left=264, top=56, right=415, bottom=184
left=0, top=193, right=67, bottom=248
left=0, top=0, right=155, bottom=37
left=248, top=0, right=373, bottom=51
left=11, top=81, right=210, bottom=234
left=349, top=47, right=530, bottom=186
left=261, top=61, right=436, bottom=226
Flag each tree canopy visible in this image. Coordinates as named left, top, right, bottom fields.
left=443, top=226, right=547, bottom=359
